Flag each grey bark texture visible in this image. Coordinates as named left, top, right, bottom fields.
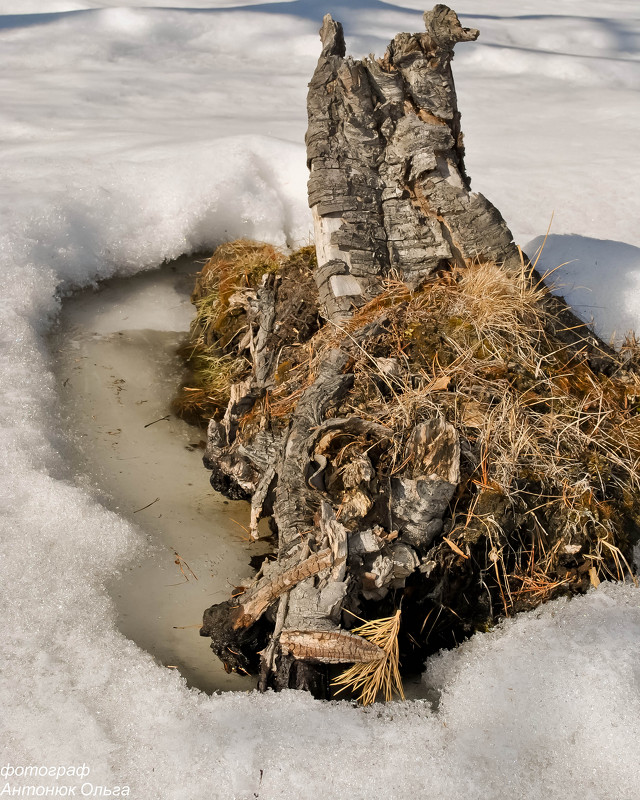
left=199, top=5, right=622, bottom=694
left=307, top=5, right=521, bottom=324
left=307, top=5, right=610, bottom=360
left=200, top=6, right=473, bottom=689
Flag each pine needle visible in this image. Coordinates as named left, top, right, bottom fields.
left=332, top=611, right=404, bottom=705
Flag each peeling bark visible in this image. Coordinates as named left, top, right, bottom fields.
left=306, top=5, right=516, bottom=322
left=197, top=6, right=638, bottom=697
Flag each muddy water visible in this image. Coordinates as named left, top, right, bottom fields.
left=50, top=255, right=269, bottom=693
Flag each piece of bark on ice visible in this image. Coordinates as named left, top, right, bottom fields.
left=279, top=629, right=385, bottom=664
left=229, top=547, right=335, bottom=630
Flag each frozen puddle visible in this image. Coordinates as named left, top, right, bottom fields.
left=49, top=255, right=269, bottom=694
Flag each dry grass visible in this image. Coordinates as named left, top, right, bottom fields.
left=178, top=238, right=639, bottom=633
left=173, top=240, right=284, bottom=421
left=266, top=255, right=640, bottom=601
left=190, top=240, right=283, bottom=350
left=348, top=261, right=640, bottom=505
left=332, top=611, right=404, bottom=705
left=172, top=348, right=241, bottom=420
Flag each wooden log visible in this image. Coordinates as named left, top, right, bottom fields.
left=198, top=4, right=516, bottom=685
left=306, top=5, right=518, bottom=321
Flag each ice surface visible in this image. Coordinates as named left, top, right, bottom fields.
left=50, top=260, right=271, bottom=694
left=1, top=0, right=639, bottom=797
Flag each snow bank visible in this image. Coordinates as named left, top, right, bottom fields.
left=525, top=234, right=640, bottom=343
left=1, top=1, right=639, bottom=797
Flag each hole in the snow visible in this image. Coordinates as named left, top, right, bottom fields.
left=49, top=254, right=271, bottom=694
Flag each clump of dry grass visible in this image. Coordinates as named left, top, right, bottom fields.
left=451, top=259, right=546, bottom=340
left=174, top=240, right=321, bottom=426
left=332, top=611, right=404, bottom=705
left=179, top=239, right=639, bottom=657
left=268, top=254, right=640, bottom=604
left=171, top=348, right=241, bottom=421
left=351, top=261, right=639, bottom=495
left=173, top=240, right=284, bottom=422
left=620, top=331, right=640, bottom=369
left=190, top=240, right=284, bottom=351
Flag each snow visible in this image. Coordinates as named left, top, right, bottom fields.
left=526, top=234, right=640, bottom=343
left=1, top=1, right=639, bottom=797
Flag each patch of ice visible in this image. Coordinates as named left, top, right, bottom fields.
left=62, top=278, right=196, bottom=334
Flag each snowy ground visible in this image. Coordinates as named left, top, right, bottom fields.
left=1, top=2, right=639, bottom=798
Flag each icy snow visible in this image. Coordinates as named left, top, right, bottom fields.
left=1, top=1, right=639, bottom=798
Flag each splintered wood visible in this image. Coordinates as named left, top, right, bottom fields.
left=198, top=5, right=508, bottom=694
left=279, top=629, right=385, bottom=664
left=306, top=5, right=521, bottom=324
left=197, top=5, right=638, bottom=701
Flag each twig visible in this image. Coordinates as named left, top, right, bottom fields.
left=144, top=415, right=170, bottom=428
left=132, top=497, right=159, bottom=513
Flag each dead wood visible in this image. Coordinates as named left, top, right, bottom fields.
left=229, top=547, right=335, bottom=630
left=279, top=629, right=385, bottom=664
left=191, top=6, right=640, bottom=701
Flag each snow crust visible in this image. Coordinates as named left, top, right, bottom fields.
left=1, top=1, right=639, bottom=797
left=525, top=234, right=640, bottom=344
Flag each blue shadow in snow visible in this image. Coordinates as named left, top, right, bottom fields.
left=0, top=9, right=91, bottom=29
left=3, top=3, right=635, bottom=64
left=0, top=1, right=419, bottom=33
left=461, top=13, right=638, bottom=56
left=524, top=234, right=640, bottom=339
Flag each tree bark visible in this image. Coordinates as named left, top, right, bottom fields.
left=199, top=6, right=637, bottom=697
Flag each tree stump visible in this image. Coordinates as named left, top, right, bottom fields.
left=196, top=6, right=640, bottom=700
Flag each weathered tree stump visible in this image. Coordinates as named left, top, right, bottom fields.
left=195, top=6, right=639, bottom=700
